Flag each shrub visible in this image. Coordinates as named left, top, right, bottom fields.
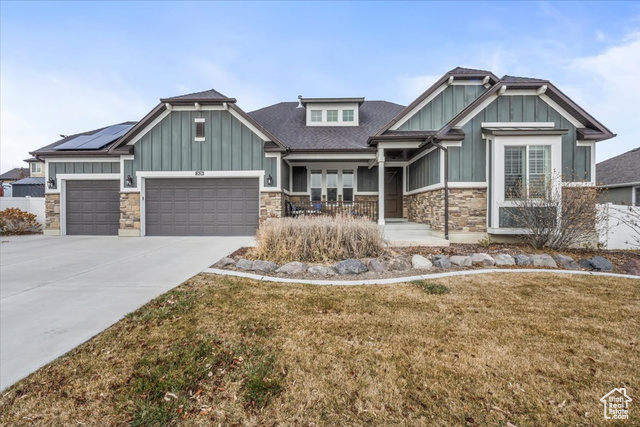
left=413, top=281, right=451, bottom=295
left=0, top=208, right=41, bottom=235
left=249, top=215, right=385, bottom=263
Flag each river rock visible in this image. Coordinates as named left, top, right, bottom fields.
left=450, top=255, right=472, bottom=267
left=276, top=261, right=308, bottom=275
left=411, top=255, right=433, bottom=270
left=253, top=260, right=279, bottom=272
left=334, top=259, right=368, bottom=275
left=432, top=255, right=451, bottom=269
left=215, top=257, right=236, bottom=268
left=514, top=254, right=532, bottom=266
left=236, top=258, right=254, bottom=271
left=367, top=259, right=388, bottom=273
left=307, top=265, right=337, bottom=276
left=552, top=254, right=580, bottom=270
left=494, top=254, right=515, bottom=266
left=530, top=254, right=557, bottom=268
left=471, top=253, right=495, bottom=266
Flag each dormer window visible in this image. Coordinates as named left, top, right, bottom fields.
left=310, top=110, right=322, bottom=122
left=343, top=110, right=354, bottom=122
left=327, top=110, right=338, bottom=122
left=301, top=97, right=364, bottom=127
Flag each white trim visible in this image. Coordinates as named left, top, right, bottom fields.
left=194, top=118, right=206, bottom=123
left=576, top=140, right=596, bottom=184
left=441, top=141, right=462, bottom=148
left=377, top=148, right=385, bottom=225
left=488, top=227, right=531, bottom=235
left=450, top=182, right=487, bottom=188
left=127, top=110, right=171, bottom=145
left=599, top=181, right=640, bottom=189
left=451, top=80, right=485, bottom=86
left=194, top=137, right=205, bottom=142
left=502, top=89, right=538, bottom=96
left=481, top=122, right=555, bottom=128
left=563, top=181, right=595, bottom=187
left=536, top=85, right=548, bottom=95
left=226, top=107, right=272, bottom=141
left=275, top=152, right=282, bottom=190
left=377, top=141, right=422, bottom=149
left=171, top=105, right=226, bottom=111
left=264, top=152, right=280, bottom=158
left=633, top=186, right=638, bottom=206
left=403, top=181, right=487, bottom=196
left=119, top=155, right=135, bottom=192
left=385, top=161, right=407, bottom=168
left=57, top=173, right=120, bottom=235
left=46, top=157, right=119, bottom=163
left=455, top=93, right=499, bottom=128
left=539, top=94, right=585, bottom=128
left=284, top=153, right=376, bottom=160
left=406, top=145, right=438, bottom=166
left=390, top=83, right=448, bottom=130
left=405, top=183, right=443, bottom=195
left=355, top=191, right=379, bottom=196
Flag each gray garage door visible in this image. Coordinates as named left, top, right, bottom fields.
left=145, top=178, right=259, bottom=236
left=66, top=180, right=120, bottom=235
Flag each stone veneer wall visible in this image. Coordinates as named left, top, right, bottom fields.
left=120, top=193, right=141, bottom=230
left=260, top=192, right=283, bottom=224
left=407, top=187, right=487, bottom=233
left=45, top=194, right=60, bottom=231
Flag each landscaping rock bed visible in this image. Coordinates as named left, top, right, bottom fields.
left=214, top=244, right=639, bottom=280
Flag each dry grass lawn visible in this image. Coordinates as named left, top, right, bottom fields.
left=1, top=273, right=638, bottom=426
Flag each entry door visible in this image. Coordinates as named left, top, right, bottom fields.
left=384, top=167, right=403, bottom=218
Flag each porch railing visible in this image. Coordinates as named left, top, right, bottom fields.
left=285, top=200, right=378, bottom=222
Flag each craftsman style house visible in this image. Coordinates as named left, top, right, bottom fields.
left=32, top=67, right=614, bottom=241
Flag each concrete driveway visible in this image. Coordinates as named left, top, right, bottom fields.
left=0, top=235, right=252, bottom=391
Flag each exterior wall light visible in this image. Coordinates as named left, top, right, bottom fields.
left=47, top=177, right=56, bottom=189
left=267, top=174, right=273, bottom=186
left=125, top=175, right=134, bottom=187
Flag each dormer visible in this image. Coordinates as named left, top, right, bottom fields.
left=300, top=97, right=364, bottom=127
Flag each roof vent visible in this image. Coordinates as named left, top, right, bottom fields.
left=296, top=95, right=304, bottom=109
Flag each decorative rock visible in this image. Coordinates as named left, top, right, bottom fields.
left=236, top=258, right=254, bottom=271
left=578, top=259, right=593, bottom=269
left=252, top=260, right=279, bottom=273
left=471, top=253, right=495, bottom=266
left=276, top=261, right=308, bottom=275
left=432, top=255, right=451, bottom=269
left=494, top=254, right=515, bottom=266
left=514, top=254, right=532, bottom=266
left=620, top=259, right=640, bottom=276
left=334, top=259, right=368, bottom=275
left=530, top=254, right=558, bottom=268
left=552, top=254, right=580, bottom=270
left=389, top=257, right=412, bottom=271
left=215, top=257, right=236, bottom=268
left=450, top=255, right=472, bottom=267
left=589, top=256, right=613, bottom=271
left=411, top=255, right=433, bottom=270
left=307, top=265, right=337, bottom=276
left=367, top=259, right=388, bottom=273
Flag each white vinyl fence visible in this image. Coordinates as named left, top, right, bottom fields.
left=0, top=197, right=46, bottom=227
left=598, top=203, right=640, bottom=250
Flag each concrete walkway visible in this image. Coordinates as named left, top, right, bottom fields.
left=0, top=235, right=252, bottom=391
left=203, top=267, right=640, bottom=286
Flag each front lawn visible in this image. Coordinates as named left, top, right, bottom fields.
left=1, top=273, right=638, bottom=425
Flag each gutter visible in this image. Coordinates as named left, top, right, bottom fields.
left=427, top=137, right=449, bottom=240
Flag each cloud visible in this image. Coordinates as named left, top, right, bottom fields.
left=595, top=30, right=606, bottom=41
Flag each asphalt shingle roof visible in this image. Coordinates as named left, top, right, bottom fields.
left=501, top=75, right=549, bottom=83
left=596, top=147, right=640, bottom=186
left=248, top=101, right=405, bottom=150
left=161, top=89, right=233, bottom=102
left=0, top=167, right=29, bottom=181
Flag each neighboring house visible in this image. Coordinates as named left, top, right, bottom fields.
left=0, top=167, right=30, bottom=198
left=32, top=67, right=614, bottom=240
left=596, top=147, right=640, bottom=206
left=9, top=158, right=46, bottom=197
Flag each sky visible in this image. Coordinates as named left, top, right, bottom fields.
left=1, top=1, right=639, bottom=173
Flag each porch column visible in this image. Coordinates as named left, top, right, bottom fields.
left=378, top=147, right=385, bottom=225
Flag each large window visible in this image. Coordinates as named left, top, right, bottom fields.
left=504, top=145, right=550, bottom=199
left=342, top=170, right=354, bottom=201
left=30, top=162, right=42, bottom=174
left=342, top=110, right=354, bottom=122
left=326, top=170, right=338, bottom=201
left=327, top=110, right=338, bottom=122
left=310, top=110, right=322, bottom=122
left=310, top=170, right=322, bottom=201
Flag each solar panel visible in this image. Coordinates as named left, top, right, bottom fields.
left=53, top=123, right=134, bottom=150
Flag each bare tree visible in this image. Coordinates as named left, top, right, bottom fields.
left=605, top=204, right=640, bottom=249
left=505, top=173, right=606, bottom=249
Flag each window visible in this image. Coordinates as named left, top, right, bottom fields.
left=504, top=145, right=551, bottom=199
left=310, top=110, right=322, bottom=122
left=30, top=162, right=42, bottom=174
left=342, top=170, right=354, bottom=202
left=195, top=118, right=205, bottom=140
left=326, top=170, right=338, bottom=201
left=310, top=170, right=322, bottom=201
left=635, top=187, right=640, bottom=207
left=327, top=110, right=338, bottom=122
left=342, top=110, right=354, bottom=122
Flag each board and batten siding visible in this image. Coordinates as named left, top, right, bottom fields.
left=126, top=110, right=277, bottom=188
left=281, top=159, right=290, bottom=192
left=449, top=95, right=589, bottom=182
left=398, top=85, right=486, bottom=131
left=48, top=161, right=120, bottom=181
left=407, top=149, right=440, bottom=191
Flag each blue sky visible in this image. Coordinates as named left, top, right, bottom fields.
left=2, top=1, right=639, bottom=172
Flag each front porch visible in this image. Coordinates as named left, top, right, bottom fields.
left=383, top=219, right=450, bottom=247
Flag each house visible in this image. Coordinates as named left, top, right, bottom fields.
left=596, top=146, right=640, bottom=206
left=9, top=158, right=46, bottom=197
left=0, top=167, right=30, bottom=197
left=32, top=67, right=615, bottom=240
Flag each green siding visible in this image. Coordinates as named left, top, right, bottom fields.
left=407, top=149, right=440, bottom=191
left=281, top=159, right=290, bottom=191
left=449, top=95, right=590, bottom=182
left=600, top=187, right=633, bottom=205
left=48, top=161, right=119, bottom=181
left=130, top=110, right=276, bottom=188
left=399, top=85, right=485, bottom=131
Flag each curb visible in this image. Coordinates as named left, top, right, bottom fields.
left=202, top=267, right=640, bottom=286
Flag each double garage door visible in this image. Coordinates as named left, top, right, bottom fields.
left=65, top=178, right=258, bottom=236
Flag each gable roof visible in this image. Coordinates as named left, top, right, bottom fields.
left=31, top=122, right=137, bottom=157
left=248, top=100, right=404, bottom=151
left=596, top=146, right=640, bottom=186
left=159, top=89, right=236, bottom=104
left=373, top=67, right=500, bottom=137
left=0, top=167, right=29, bottom=181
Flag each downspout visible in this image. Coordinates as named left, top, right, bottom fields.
left=429, top=138, right=449, bottom=240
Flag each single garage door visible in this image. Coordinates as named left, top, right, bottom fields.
left=66, top=180, right=120, bottom=235
left=145, top=178, right=259, bottom=236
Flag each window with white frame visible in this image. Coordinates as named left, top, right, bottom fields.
left=504, top=145, right=551, bottom=199
left=326, top=170, right=338, bottom=201
left=342, top=110, right=354, bottom=122
left=30, top=162, right=42, bottom=174
left=310, top=110, right=322, bottom=123
left=310, top=170, right=322, bottom=201
left=342, top=170, right=354, bottom=201
left=326, top=110, right=338, bottom=122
